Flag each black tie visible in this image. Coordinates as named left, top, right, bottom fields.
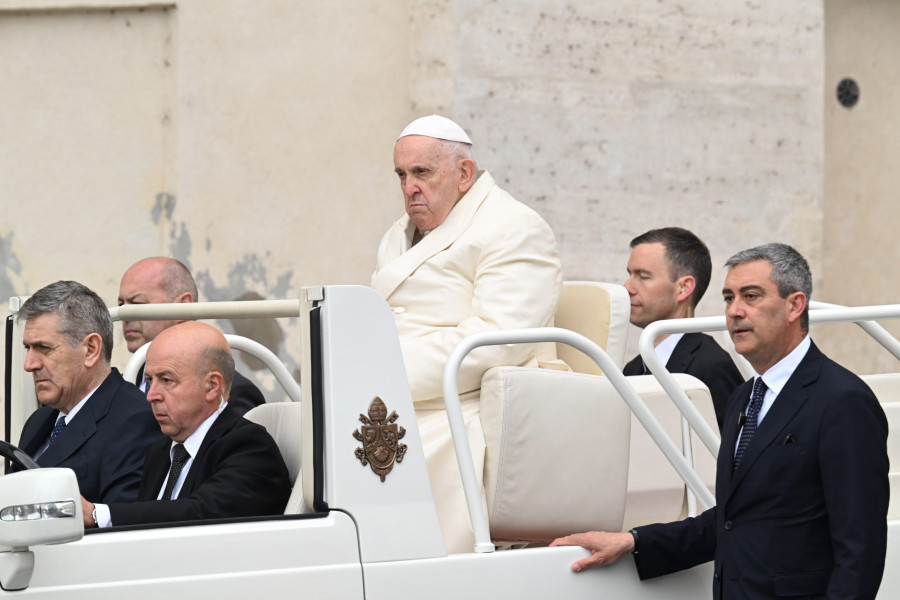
left=162, top=444, right=190, bottom=500
left=734, top=377, right=768, bottom=472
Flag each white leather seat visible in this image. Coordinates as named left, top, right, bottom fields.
left=480, top=367, right=631, bottom=542
left=479, top=281, right=634, bottom=543
left=244, top=402, right=309, bottom=514
left=554, top=281, right=630, bottom=374
left=622, top=374, right=717, bottom=528
left=860, top=373, right=900, bottom=520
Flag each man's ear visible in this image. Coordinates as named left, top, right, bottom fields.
left=786, top=291, right=807, bottom=324
left=676, top=275, right=696, bottom=303
left=174, top=292, right=195, bottom=324
left=82, top=333, right=104, bottom=368
left=204, top=371, right=225, bottom=404
left=458, top=158, right=477, bottom=193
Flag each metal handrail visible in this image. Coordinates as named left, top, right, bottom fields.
left=110, top=299, right=301, bottom=321
left=443, top=327, right=717, bottom=554
left=809, top=301, right=900, bottom=361
left=113, top=300, right=304, bottom=402
left=124, top=334, right=302, bottom=404
left=640, top=316, right=726, bottom=457
left=638, top=302, right=900, bottom=516
left=638, top=302, right=900, bottom=460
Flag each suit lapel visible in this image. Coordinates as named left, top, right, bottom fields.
left=666, top=333, right=701, bottom=373
left=21, top=409, right=57, bottom=457
left=370, top=170, right=493, bottom=299
left=727, top=343, right=823, bottom=496
left=139, top=440, right=175, bottom=501
left=37, top=370, right=118, bottom=466
left=180, top=406, right=239, bottom=494
left=717, top=378, right=750, bottom=502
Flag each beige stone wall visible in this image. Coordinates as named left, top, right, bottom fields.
left=4, top=0, right=866, bottom=406
left=819, top=0, right=900, bottom=374
left=1, top=0, right=413, bottom=399
left=412, top=0, right=825, bottom=357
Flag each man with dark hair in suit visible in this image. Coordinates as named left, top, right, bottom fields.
left=17, top=280, right=164, bottom=503
left=118, top=257, right=265, bottom=415
left=553, top=243, right=889, bottom=600
left=622, top=227, right=743, bottom=430
left=83, top=321, right=291, bottom=528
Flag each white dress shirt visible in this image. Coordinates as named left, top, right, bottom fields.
left=94, top=403, right=226, bottom=528
left=655, top=333, right=684, bottom=369
left=734, top=335, right=811, bottom=454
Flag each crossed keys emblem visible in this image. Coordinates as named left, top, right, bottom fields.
left=353, top=397, right=408, bottom=482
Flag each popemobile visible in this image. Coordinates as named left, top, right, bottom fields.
left=0, top=284, right=897, bottom=598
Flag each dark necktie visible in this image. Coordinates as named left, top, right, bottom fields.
left=162, top=444, right=190, bottom=500
left=733, top=377, right=768, bottom=472
left=49, top=415, right=67, bottom=444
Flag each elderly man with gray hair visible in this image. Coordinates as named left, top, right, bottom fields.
left=16, top=280, right=164, bottom=503
left=371, top=115, right=563, bottom=553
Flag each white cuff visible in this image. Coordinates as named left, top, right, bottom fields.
left=94, top=503, right=112, bottom=528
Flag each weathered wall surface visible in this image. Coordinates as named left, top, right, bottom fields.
left=819, top=0, right=900, bottom=374
left=7, top=0, right=880, bottom=407
left=1, top=0, right=412, bottom=399
left=411, top=0, right=825, bottom=356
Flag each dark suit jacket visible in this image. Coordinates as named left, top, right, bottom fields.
left=632, top=342, right=889, bottom=600
left=624, top=332, right=745, bottom=431
left=108, top=405, right=291, bottom=526
left=18, top=368, right=164, bottom=504
left=136, top=365, right=265, bottom=416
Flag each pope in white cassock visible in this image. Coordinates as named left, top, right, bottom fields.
left=371, top=115, right=563, bottom=553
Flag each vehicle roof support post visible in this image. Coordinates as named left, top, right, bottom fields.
left=301, top=286, right=445, bottom=562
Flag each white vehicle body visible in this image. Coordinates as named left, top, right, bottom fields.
left=0, top=285, right=896, bottom=598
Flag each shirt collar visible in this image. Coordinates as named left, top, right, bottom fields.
left=754, top=335, right=811, bottom=394
left=654, top=333, right=684, bottom=368
left=173, top=403, right=226, bottom=458
left=61, top=382, right=102, bottom=424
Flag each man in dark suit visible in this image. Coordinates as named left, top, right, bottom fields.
left=622, top=227, right=744, bottom=430
left=118, top=257, right=266, bottom=415
left=83, top=321, right=291, bottom=528
left=17, top=280, right=164, bottom=503
left=553, top=243, right=889, bottom=599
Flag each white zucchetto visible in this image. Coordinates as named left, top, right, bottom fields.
left=397, top=115, right=473, bottom=144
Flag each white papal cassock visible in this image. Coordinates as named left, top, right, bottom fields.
left=371, top=170, right=563, bottom=553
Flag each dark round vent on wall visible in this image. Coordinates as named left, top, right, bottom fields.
left=836, top=78, right=859, bottom=109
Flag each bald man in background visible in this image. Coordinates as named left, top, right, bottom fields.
left=118, top=257, right=265, bottom=415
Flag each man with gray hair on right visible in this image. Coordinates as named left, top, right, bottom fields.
left=16, top=280, right=164, bottom=504
left=553, top=243, right=888, bottom=599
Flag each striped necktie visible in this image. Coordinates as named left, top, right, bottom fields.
left=733, top=377, right=768, bottom=471
left=162, top=444, right=191, bottom=500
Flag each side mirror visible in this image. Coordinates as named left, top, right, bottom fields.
left=0, top=469, right=83, bottom=591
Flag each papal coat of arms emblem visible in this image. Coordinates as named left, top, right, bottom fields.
left=353, top=397, right=408, bottom=482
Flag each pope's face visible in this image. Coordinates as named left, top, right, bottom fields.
left=394, top=135, right=466, bottom=232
